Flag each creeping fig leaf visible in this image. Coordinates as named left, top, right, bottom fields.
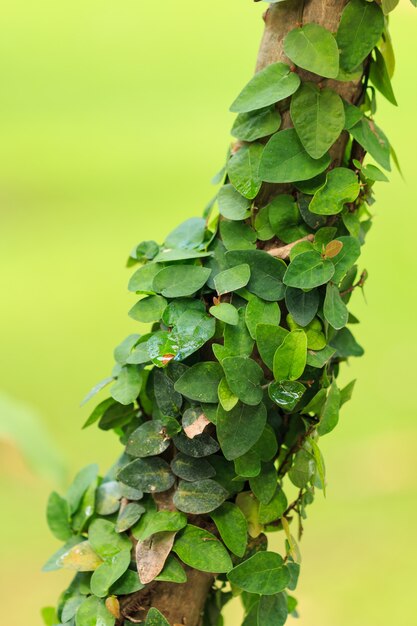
left=231, top=106, right=281, bottom=142
left=337, top=0, right=385, bottom=72
left=228, top=143, right=264, bottom=199
left=174, top=362, right=223, bottom=403
left=259, top=129, right=331, bottom=184
left=228, top=552, right=290, bottom=595
left=153, top=265, right=211, bottom=298
left=230, top=62, right=300, bottom=113
left=173, top=479, right=228, bottom=514
left=284, top=23, right=339, bottom=78
left=217, top=402, right=267, bottom=460
left=291, top=82, right=345, bottom=158
left=283, top=250, right=335, bottom=289
left=173, top=524, right=232, bottom=573
left=310, top=168, right=360, bottom=215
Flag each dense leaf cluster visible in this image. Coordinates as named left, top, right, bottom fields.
left=42, top=1, right=410, bottom=625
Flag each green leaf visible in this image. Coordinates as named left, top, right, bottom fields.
left=306, top=344, right=336, bottom=368
left=318, top=381, right=341, bottom=436
left=174, top=362, right=223, bottom=403
left=343, top=101, right=363, bottom=130
left=88, top=519, right=131, bottom=559
left=289, top=449, right=316, bottom=488
left=161, top=298, right=205, bottom=326
left=173, top=524, right=233, bottom=573
left=72, top=479, right=98, bottom=533
left=227, top=552, right=290, bottom=595
left=370, top=48, right=397, bottom=105
left=46, top=492, right=72, bottom=541
left=171, top=453, right=215, bottom=481
left=291, top=82, right=345, bottom=159
left=230, top=62, right=300, bottom=113
left=258, top=485, right=288, bottom=524
left=220, top=220, right=257, bottom=251
left=75, top=596, right=115, bottom=626
left=98, top=401, right=135, bottom=431
left=285, top=287, right=319, bottom=327
left=96, top=481, right=123, bottom=516
left=245, top=296, right=280, bottom=340
left=126, top=420, right=171, bottom=458
left=128, top=295, right=167, bottom=323
left=269, top=380, right=306, bottom=411
left=249, top=462, right=277, bottom=505
left=258, top=593, right=288, bottom=626
left=310, top=168, right=360, bottom=215
left=330, top=236, right=361, bottom=284
left=337, top=0, right=384, bottom=72
left=218, top=184, right=251, bottom=220
left=153, top=369, right=182, bottom=416
left=218, top=377, right=239, bottom=411
left=90, top=548, right=131, bottom=597
left=323, top=283, right=349, bottom=329
left=173, top=479, right=228, bottom=514
left=350, top=118, right=391, bottom=171
left=66, top=464, right=99, bottom=514
left=170, top=309, right=216, bottom=361
left=145, top=608, right=170, bottom=626
left=256, top=324, right=288, bottom=371
left=268, top=194, right=308, bottom=243
left=116, top=502, right=145, bottom=533
left=273, top=330, right=307, bottom=381
left=288, top=315, right=325, bottom=350
left=330, top=327, right=364, bottom=358
left=235, top=450, right=262, bottom=479
left=110, top=569, right=144, bottom=595
left=210, top=455, right=245, bottom=496
left=284, top=23, right=339, bottom=78
left=81, top=376, right=114, bottom=405
left=128, top=262, right=162, bottom=293
left=153, top=265, right=211, bottom=298
left=132, top=510, right=187, bottom=541
left=236, top=492, right=263, bottom=539
left=309, top=437, right=327, bottom=495
left=211, top=502, right=248, bottom=557
left=209, top=302, right=239, bottom=325
left=254, top=205, right=274, bottom=241
left=259, top=129, right=331, bottom=184
left=217, top=402, right=267, bottom=460
left=231, top=107, right=281, bottom=142
left=155, top=555, right=187, bottom=583
left=222, top=356, right=264, bottom=406
left=111, top=365, right=142, bottom=405
left=223, top=307, right=255, bottom=356
left=228, top=143, right=264, bottom=199
left=118, top=457, right=175, bottom=493
left=283, top=250, right=335, bottom=289
left=173, top=431, right=219, bottom=458
left=41, top=607, right=58, bottom=626
left=58, top=540, right=103, bottom=572
left=165, top=217, right=206, bottom=250
left=214, top=264, right=251, bottom=295
left=226, top=250, right=286, bottom=301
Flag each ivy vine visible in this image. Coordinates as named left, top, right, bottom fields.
left=42, top=2, right=414, bottom=626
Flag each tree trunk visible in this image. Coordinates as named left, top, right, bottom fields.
left=120, top=1, right=365, bottom=623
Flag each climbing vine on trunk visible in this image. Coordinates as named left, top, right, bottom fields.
left=42, top=1, right=414, bottom=625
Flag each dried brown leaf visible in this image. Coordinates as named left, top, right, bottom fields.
left=183, top=413, right=210, bottom=439
left=136, top=530, right=176, bottom=584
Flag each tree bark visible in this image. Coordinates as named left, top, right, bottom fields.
left=121, top=1, right=365, bottom=623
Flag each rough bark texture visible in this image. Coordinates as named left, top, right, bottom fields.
left=121, top=1, right=365, bottom=623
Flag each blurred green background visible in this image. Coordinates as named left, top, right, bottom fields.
left=1, top=1, right=416, bottom=624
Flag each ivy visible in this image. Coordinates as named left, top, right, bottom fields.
left=43, top=2, right=411, bottom=626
